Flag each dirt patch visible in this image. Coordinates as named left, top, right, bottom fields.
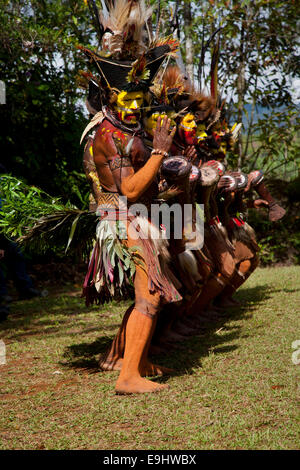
left=0, top=377, right=82, bottom=400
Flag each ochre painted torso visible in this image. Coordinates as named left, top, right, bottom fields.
left=93, top=118, right=158, bottom=203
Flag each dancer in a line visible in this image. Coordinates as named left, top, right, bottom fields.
left=80, top=0, right=181, bottom=393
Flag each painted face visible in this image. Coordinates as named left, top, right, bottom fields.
left=212, top=139, right=227, bottom=160
left=219, top=141, right=227, bottom=155
left=178, top=113, right=197, bottom=145
left=144, top=111, right=176, bottom=137
left=115, top=90, right=144, bottom=125
left=196, top=123, right=208, bottom=143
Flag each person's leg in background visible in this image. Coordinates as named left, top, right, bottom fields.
left=3, top=240, right=41, bottom=300
left=0, top=251, right=10, bottom=321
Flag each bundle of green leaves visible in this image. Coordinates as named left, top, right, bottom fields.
left=0, top=175, right=96, bottom=258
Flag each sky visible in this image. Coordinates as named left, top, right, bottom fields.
left=291, top=79, right=300, bottom=104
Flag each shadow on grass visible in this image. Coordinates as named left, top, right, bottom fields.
left=62, top=283, right=271, bottom=378
left=62, top=336, right=113, bottom=372
left=276, top=288, right=300, bottom=293
left=0, top=293, right=125, bottom=342
left=0, top=280, right=272, bottom=378
left=150, top=283, right=272, bottom=383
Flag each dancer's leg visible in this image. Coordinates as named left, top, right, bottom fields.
left=216, top=255, right=259, bottom=305
left=99, top=304, right=134, bottom=371
left=115, top=309, right=169, bottom=394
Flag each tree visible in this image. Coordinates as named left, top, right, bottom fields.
left=150, top=0, right=300, bottom=176
left=0, top=0, right=97, bottom=206
left=1, top=0, right=299, bottom=200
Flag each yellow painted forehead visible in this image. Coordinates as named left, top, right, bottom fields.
left=151, top=112, right=167, bottom=118
left=182, top=112, right=195, bottom=122
left=147, top=110, right=176, bottom=123
left=117, top=90, right=144, bottom=102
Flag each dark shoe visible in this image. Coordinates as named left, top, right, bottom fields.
left=19, top=288, right=42, bottom=300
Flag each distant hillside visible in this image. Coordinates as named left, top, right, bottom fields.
left=240, top=104, right=299, bottom=129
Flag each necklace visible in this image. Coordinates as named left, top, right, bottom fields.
left=102, top=106, right=142, bottom=136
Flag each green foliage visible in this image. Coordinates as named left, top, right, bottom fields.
left=0, top=0, right=95, bottom=206
left=0, top=1, right=299, bottom=264
left=168, top=0, right=300, bottom=174
left=0, top=175, right=96, bottom=257
left=247, top=176, right=300, bottom=265
left=243, top=110, right=300, bottom=179
left=0, top=175, right=71, bottom=238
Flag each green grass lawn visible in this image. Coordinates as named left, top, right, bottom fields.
left=0, top=266, right=299, bottom=450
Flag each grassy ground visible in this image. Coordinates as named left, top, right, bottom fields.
left=0, top=266, right=299, bottom=450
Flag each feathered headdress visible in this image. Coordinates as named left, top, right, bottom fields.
left=80, top=1, right=179, bottom=93
left=146, top=65, right=189, bottom=117
left=100, top=0, right=152, bottom=59
left=126, top=53, right=150, bottom=87
left=210, top=35, right=220, bottom=102
left=162, top=65, right=190, bottom=100
left=149, top=64, right=215, bottom=122
left=146, top=82, right=174, bottom=118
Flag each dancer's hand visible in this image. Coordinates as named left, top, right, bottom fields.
left=0, top=250, right=4, bottom=259
left=244, top=171, right=260, bottom=192
left=253, top=199, right=269, bottom=209
left=184, top=145, right=197, bottom=162
left=217, top=176, right=234, bottom=191
left=153, top=116, right=176, bottom=154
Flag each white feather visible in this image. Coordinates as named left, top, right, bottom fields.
left=178, top=250, right=202, bottom=282
left=80, top=111, right=104, bottom=144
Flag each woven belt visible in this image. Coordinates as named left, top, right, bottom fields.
left=97, top=192, right=121, bottom=209
left=96, top=192, right=152, bottom=213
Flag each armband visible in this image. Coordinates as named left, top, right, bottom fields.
left=151, top=149, right=169, bottom=159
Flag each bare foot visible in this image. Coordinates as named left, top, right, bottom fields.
left=99, top=354, right=175, bottom=378
left=185, top=313, right=215, bottom=326
left=178, top=316, right=200, bottom=330
left=140, top=362, right=174, bottom=377
left=227, top=297, right=241, bottom=306
left=199, top=309, right=223, bottom=319
left=163, top=329, right=188, bottom=343
left=217, top=297, right=241, bottom=308
left=115, top=377, right=169, bottom=395
left=99, top=357, right=123, bottom=371
left=210, top=304, right=225, bottom=311
left=173, top=321, right=198, bottom=336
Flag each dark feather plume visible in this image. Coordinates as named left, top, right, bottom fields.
left=198, top=26, right=222, bottom=90
left=87, top=0, right=105, bottom=43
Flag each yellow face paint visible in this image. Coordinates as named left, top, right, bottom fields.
left=219, top=141, right=227, bottom=155
left=144, top=111, right=176, bottom=136
left=196, top=123, right=208, bottom=142
left=115, top=90, right=144, bottom=125
left=179, top=113, right=197, bottom=132
left=178, top=112, right=197, bottom=145
left=212, top=140, right=227, bottom=157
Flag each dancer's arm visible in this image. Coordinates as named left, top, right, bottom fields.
left=93, top=117, right=175, bottom=202
left=120, top=117, right=176, bottom=201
